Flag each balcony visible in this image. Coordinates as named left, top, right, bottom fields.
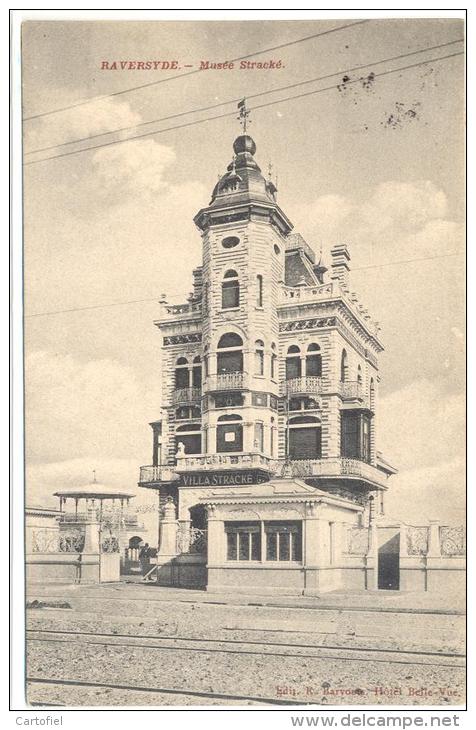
left=204, top=371, right=248, bottom=392
left=280, top=376, right=323, bottom=397
left=284, top=457, right=387, bottom=489
left=163, top=302, right=202, bottom=317
left=339, top=381, right=369, bottom=406
left=175, top=452, right=277, bottom=473
left=171, top=386, right=201, bottom=405
left=139, top=465, right=179, bottom=485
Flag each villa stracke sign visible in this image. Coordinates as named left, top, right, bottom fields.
left=180, top=470, right=270, bottom=487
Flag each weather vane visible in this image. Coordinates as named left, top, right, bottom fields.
left=237, top=98, right=251, bottom=133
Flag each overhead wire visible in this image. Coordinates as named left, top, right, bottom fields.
left=25, top=251, right=463, bottom=318
left=24, top=50, right=464, bottom=167
left=22, top=20, right=369, bottom=121
left=24, top=37, right=464, bottom=157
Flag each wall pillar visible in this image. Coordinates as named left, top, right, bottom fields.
left=206, top=504, right=224, bottom=566
left=427, top=520, right=441, bottom=557
left=158, top=497, right=178, bottom=557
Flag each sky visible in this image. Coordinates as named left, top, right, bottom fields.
left=22, top=18, right=465, bottom=523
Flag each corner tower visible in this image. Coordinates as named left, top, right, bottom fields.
left=193, top=134, right=292, bottom=464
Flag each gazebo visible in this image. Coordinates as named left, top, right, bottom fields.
left=52, top=477, right=136, bottom=583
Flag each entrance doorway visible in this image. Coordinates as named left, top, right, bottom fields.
left=378, top=532, right=400, bottom=590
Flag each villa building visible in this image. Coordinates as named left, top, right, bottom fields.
left=138, top=128, right=398, bottom=594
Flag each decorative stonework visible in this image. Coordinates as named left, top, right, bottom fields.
left=406, top=526, right=429, bottom=556
left=163, top=333, right=202, bottom=346
left=30, top=529, right=60, bottom=553
left=347, top=527, right=369, bottom=555
left=279, top=317, right=336, bottom=333
left=440, top=526, right=466, bottom=556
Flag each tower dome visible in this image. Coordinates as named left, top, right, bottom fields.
left=209, top=134, right=277, bottom=207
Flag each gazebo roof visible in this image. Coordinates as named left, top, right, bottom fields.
left=54, top=482, right=135, bottom=501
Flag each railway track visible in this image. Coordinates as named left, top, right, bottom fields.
left=26, top=677, right=313, bottom=706
left=26, top=627, right=466, bottom=668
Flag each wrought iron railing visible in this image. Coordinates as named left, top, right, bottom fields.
left=176, top=523, right=207, bottom=555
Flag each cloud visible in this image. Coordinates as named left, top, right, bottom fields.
left=25, top=96, right=142, bottom=153
left=293, top=179, right=453, bottom=252
left=92, top=138, right=177, bottom=198
left=384, top=457, right=465, bottom=525
left=25, top=350, right=161, bottom=466
left=379, top=378, right=465, bottom=524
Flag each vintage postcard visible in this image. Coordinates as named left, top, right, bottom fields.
left=12, top=10, right=466, bottom=716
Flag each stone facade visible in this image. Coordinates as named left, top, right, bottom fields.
left=139, top=131, right=399, bottom=593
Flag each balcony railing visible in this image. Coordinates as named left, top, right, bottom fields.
left=163, top=302, right=202, bottom=317
left=171, top=386, right=201, bottom=405
left=204, top=371, right=248, bottom=392
left=281, top=376, right=323, bottom=397
left=339, top=381, right=369, bottom=405
left=139, top=465, right=179, bottom=484
left=285, top=457, right=387, bottom=488
left=175, top=452, right=277, bottom=472
left=58, top=512, right=145, bottom=529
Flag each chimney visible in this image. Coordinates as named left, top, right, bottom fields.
left=192, top=267, right=203, bottom=299
left=330, top=243, right=351, bottom=288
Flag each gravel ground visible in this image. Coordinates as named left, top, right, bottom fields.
left=27, top=638, right=465, bottom=707
left=25, top=591, right=466, bottom=708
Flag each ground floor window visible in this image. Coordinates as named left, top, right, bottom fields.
left=224, top=520, right=302, bottom=563
left=225, top=522, right=261, bottom=561
left=265, top=521, right=302, bottom=562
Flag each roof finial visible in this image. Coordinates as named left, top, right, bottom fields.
left=92, top=469, right=97, bottom=484
left=268, top=161, right=273, bottom=179
left=237, top=98, right=251, bottom=134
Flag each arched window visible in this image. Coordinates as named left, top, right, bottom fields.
left=222, top=269, right=240, bottom=309
left=254, top=339, right=265, bottom=376
left=357, top=364, right=363, bottom=385
left=192, top=355, right=202, bottom=388
left=288, top=415, right=322, bottom=460
left=270, top=343, right=277, bottom=380
left=286, top=345, right=301, bottom=380
left=256, top=275, right=263, bottom=307
left=175, top=357, right=189, bottom=389
left=175, top=423, right=201, bottom=455
left=340, top=349, right=348, bottom=383
left=217, top=332, right=243, bottom=374
left=216, top=414, right=243, bottom=453
left=306, top=343, right=322, bottom=377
